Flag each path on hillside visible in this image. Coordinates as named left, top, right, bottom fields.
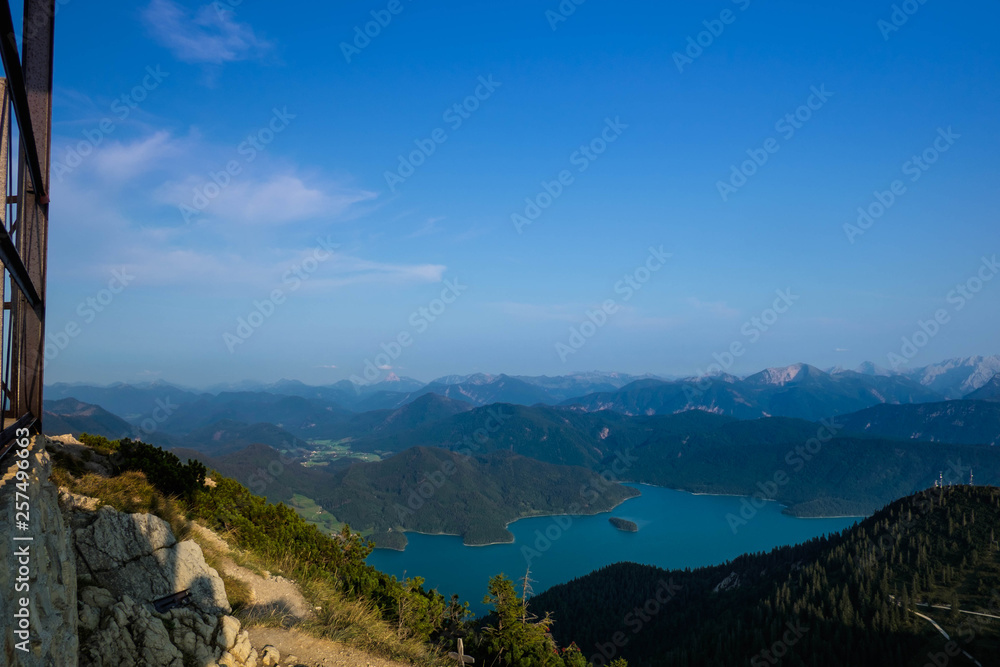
left=906, top=609, right=982, bottom=666
left=193, top=524, right=414, bottom=667
left=192, top=523, right=314, bottom=621
left=247, top=627, right=415, bottom=667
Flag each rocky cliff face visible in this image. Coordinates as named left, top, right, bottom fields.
left=71, top=506, right=258, bottom=667
left=2, top=435, right=262, bottom=667
left=0, top=435, right=79, bottom=666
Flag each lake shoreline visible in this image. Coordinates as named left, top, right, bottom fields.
left=373, top=491, right=641, bottom=551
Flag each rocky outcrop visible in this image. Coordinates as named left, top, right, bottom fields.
left=0, top=435, right=79, bottom=666
left=70, top=505, right=257, bottom=666
left=75, top=507, right=231, bottom=616
left=78, top=588, right=258, bottom=667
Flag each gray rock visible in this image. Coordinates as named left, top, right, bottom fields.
left=216, top=614, right=241, bottom=650
left=261, top=644, right=281, bottom=666
left=81, top=595, right=184, bottom=667
left=75, top=509, right=230, bottom=615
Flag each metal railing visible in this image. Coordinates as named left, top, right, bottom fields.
left=0, top=0, right=53, bottom=460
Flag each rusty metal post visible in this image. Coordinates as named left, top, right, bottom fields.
left=0, top=78, right=8, bottom=418
left=12, top=0, right=54, bottom=426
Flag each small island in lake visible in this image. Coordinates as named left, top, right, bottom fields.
left=609, top=517, right=638, bottom=532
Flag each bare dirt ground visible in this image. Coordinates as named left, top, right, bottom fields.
left=192, top=524, right=414, bottom=667
left=192, top=523, right=313, bottom=621
left=247, top=626, right=416, bottom=667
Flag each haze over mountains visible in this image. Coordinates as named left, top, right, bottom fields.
left=42, top=354, right=1000, bottom=549
left=46, top=354, right=1000, bottom=416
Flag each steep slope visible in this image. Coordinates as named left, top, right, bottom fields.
left=348, top=402, right=650, bottom=468
left=319, top=447, right=639, bottom=547
left=533, top=485, right=1000, bottom=667
left=626, top=423, right=1000, bottom=516
left=176, top=419, right=312, bottom=457
left=44, top=381, right=203, bottom=421
left=965, top=374, right=1000, bottom=402
left=183, top=440, right=638, bottom=549
left=837, top=400, right=1000, bottom=446
left=904, top=355, right=1000, bottom=398
left=354, top=374, right=559, bottom=411
left=43, top=398, right=136, bottom=439
left=562, top=364, right=943, bottom=420
left=156, top=391, right=355, bottom=439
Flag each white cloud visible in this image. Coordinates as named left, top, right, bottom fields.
left=92, top=131, right=181, bottom=182
left=143, top=0, right=272, bottom=64
left=159, top=173, right=376, bottom=226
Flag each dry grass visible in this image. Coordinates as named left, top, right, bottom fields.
left=64, top=469, right=191, bottom=540
left=50, top=442, right=444, bottom=666
left=216, top=545, right=440, bottom=664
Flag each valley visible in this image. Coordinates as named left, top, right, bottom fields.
left=39, top=355, right=1000, bottom=665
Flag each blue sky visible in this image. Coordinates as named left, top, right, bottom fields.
left=38, top=0, right=1000, bottom=386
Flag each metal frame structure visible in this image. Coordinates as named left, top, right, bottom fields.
left=0, top=0, right=54, bottom=457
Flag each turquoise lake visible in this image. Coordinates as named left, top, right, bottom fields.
left=367, top=484, right=859, bottom=616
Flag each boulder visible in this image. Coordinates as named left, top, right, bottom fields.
left=81, top=595, right=184, bottom=667
left=75, top=508, right=230, bottom=615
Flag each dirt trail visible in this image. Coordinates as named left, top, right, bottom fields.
left=247, top=627, right=414, bottom=667
left=192, top=523, right=314, bottom=621
left=192, top=524, right=413, bottom=667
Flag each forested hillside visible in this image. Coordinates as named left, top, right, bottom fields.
left=533, top=486, right=1000, bottom=666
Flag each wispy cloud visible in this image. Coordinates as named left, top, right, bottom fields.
left=92, top=131, right=182, bottom=182
left=51, top=130, right=445, bottom=294
left=158, top=173, right=377, bottom=226
left=407, top=216, right=445, bottom=238
left=143, top=0, right=272, bottom=64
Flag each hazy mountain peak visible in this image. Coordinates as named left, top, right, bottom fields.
left=746, top=363, right=820, bottom=386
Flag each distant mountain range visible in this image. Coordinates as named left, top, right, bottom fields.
left=560, top=363, right=946, bottom=420
left=45, top=356, right=999, bottom=417
left=42, top=355, right=1000, bottom=550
